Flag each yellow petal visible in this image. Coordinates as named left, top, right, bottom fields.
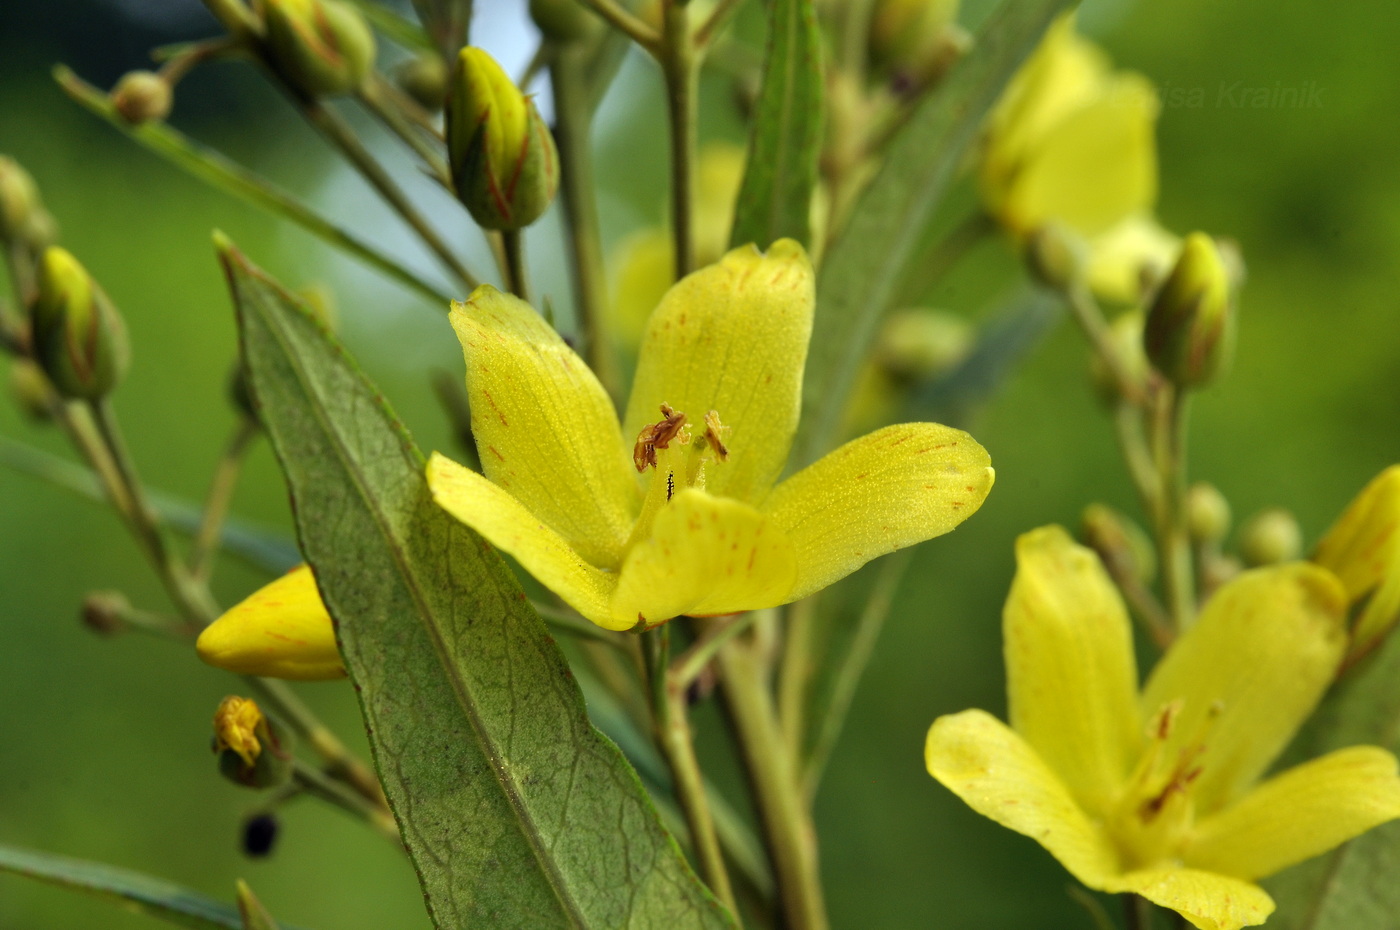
left=426, top=453, right=622, bottom=629
left=1140, top=563, right=1349, bottom=813
left=1313, top=465, right=1400, bottom=653
left=1187, top=746, right=1400, bottom=880
left=196, top=565, right=345, bottom=681
left=925, top=709, right=1123, bottom=889
left=763, top=423, right=994, bottom=602
left=1003, top=71, right=1159, bottom=237
left=450, top=286, right=635, bottom=567
left=613, top=488, right=798, bottom=628
left=1087, top=214, right=1181, bottom=305
left=1108, top=867, right=1273, bottom=930
left=1004, top=526, right=1141, bottom=817
left=610, top=229, right=674, bottom=350
left=622, top=240, right=815, bottom=504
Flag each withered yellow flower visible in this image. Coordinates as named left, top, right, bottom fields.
left=212, top=696, right=267, bottom=767
left=1314, top=464, right=1400, bottom=657
left=196, top=565, right=344, bottom=681
left=926, top=526, right=1400, bottom=930
left=428, top=239, right=995, bottom=630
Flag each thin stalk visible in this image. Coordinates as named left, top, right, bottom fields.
left=1066, top=281, right=1145, bottom=407
left=190, top=417, right=260, bottom=581
left=673, top=613, right=756, bottom=690
left=660, top=2, right=699, bottom=278
left=343, top=0, right=434, bottom=51
left=1112, top=399, right=1160, bottom=515
left=777, top=596, right=818, bottom=757
left=299, top=99, right=479, bottom=290
left=550, top=46, right=621, bottom=399
left=292, top=761, right=402, bottom=846
left=1124, top=893, right=1154, bottom=930
left=500, top=229, right=530, bottom=302
left=718, top=637, right=828, bottom=930
left=577, top=0, right=661, bottom=52
left=642, top=627, right=736, bottom=912
left=250, top=677, right=387, bottom=808
left=357, top=75, right=451, bottom=184
left=54, top=66, right=453, bottom=306
left=531, top=600, right=632, bottom=652
left=1152, top=387, right=1194, bottom=630
left=695, top=0, right=748, bottom=48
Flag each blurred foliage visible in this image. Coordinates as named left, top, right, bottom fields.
left=1, top=0, right=1397, bottom=928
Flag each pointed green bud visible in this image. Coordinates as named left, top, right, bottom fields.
left=263, top=0, right=376, bottom=98
left=446, top=47, right=559, bottom=230
left=1143, top=231, right=1235, bottom=389
left=529, top=0, right=603, bottom=42
left=9, top=358, right=55, bottom=423
left=1239, top=507, right=1302, bottom=567
left=81, top=590, right=131, bottom=636
left=235, top=880, right=282, bottom=930
left=111, top=71, right=173, bottom=125
left=875, top=308, right=972, bottom=382
left=1187, top=481, right=1231, bottom=545
left=0, top=155, right=41, bottom=245
left=1081, top=503, right=1156, bottom=586
left=396, top=52, right=448, bottom=112
left=32, top=247, right=130, bottom=400
left=212, top=696, right=296, bottom=790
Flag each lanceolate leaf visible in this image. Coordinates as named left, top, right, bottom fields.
left=791, top=0, right=1068, bottom=467
left=0, top=844, right=293, bottom=930
left=730, top=0, right=824, bottom=251
left=1266, top=628, right=1400, bottom=930
left=222, top=239, right=735, bottom=930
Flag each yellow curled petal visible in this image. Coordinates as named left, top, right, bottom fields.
left=1187, top=746, right=1400, bottom=881
left=1107, top=868, right=1273, bottom=930
left=1004, top=526, right=1141, bottom=818
left=196, top=565, right=344, bottom=681
left=622, top=240, right=815, bottom=504
left=763, top=423, right=994, bottom=602
left=926, top=709, right=1123, bottom=889
left=451, top=287, right=635, bottom=567
left=1087, top=214, right=1181, bottom=305
left=613, top=488, right=798, bottom=628
left=1313, top=465, right=1400, bottom=653
left=426, top=452, right=621, bottom=629
left=1141, top=563, right=1349, bottom=814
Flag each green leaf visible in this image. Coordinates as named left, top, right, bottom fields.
left=730, top=0, right=824, bottom=250
left=222, top=238, right=736, bottom=930
left=1265, top=629, right=1400, bottom=930
left=0, top=843, right=297, bottom=930
left=790, top=0, right=1068, bottom=467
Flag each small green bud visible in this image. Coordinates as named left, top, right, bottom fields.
left=111, top=70, right=173, bottom=124
left=446, top=47, right=559, bottom=230
left=263, top=0, right=376, bottom=98
left=9, top=358, right=55, bottom=422
left=1081, top=503, right=1156, bottom=586
left=1025, top=222, right=1086, bottom=293
left=868, top=0, right=961, bottom=88
left=0, top=155, right=41, bottom=245
left=235, top=880, right=282, bottom=930
left=396, top=52, right=448, bottom=112
left=1089, top=309, right=1148, bottom=405
left=1143, top=231, right=1235, bottom=389
left=1187, top=481, right=1231, bottom=545
left=529, top=0, right=603, bottom=42
left=32, top=247, right=130, bottom=400
left=875, top=309, right=972, bottom=382
left=1239, top=507, right=1302, bottom=567
left=212, top=696, right=296, bottom=790
left=81, top=590, right=131, bottom=636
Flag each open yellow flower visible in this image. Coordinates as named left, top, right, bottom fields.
left=427, top=239, right=995, bottom=631
left=980, top=14, right=1178, bottom=303
left=926, top=526, right=1400, bottom=930
left=1313, top=464, right=1400, bottom=658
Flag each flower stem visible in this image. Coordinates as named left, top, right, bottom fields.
left=1152, top=386, right=1195, bottom=630
left=190, top=416, right=260, bottom=582
left=1124, top=893, right=1154, bottom=930
left=660, top=1, right=699, bottom=278
left=578, top=0, right=661, bottom=51
left=550, top=46, right=621, bottom=400
left=718, top=635, right=828, bottom=930
left=500, top=229, right=530, bottom=302
left=1066, top=281, right=1145, bottom=407
left=356, top=74, right=451, bottom=184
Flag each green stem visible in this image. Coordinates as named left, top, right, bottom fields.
left=1124, top=893, right=1154, bottom=930
left=642, top=627, right=737, bottom=913
left=190, top=416, right=260, bottom=581
left=356, top=74, right=451, bottom=184
left=1066, top=281, right=1145, bottom=407
left=500, top=229, right=530, bottom=302
left=292, top=761, right=402, bottom=845
left=660, top=1, right=699, bottom=278
left=250, top=677, right=387, bottom=808
left=578, top=0, right=661, bottom=51
left=343, top=0, right=434, bottom=50
left=54, top=66, right=453, bottom=307
left=777, top=596, right=818, bottom=757
left=1153, top=387, right=1194, bottom=630
left=718, top=637, right=828, bottom=930
left=549, top=47, right=621, bottom=400
left=695, top=0, right=748, bottom=47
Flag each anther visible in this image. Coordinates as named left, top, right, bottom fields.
left=633, top=403, right=687, bottom=472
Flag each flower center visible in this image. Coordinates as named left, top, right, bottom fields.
left=625, top=404, right=730, bottom=549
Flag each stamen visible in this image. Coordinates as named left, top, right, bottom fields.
left=702, top=410, right=729, bottom=461
left=633, top=403, right=687, bottom=472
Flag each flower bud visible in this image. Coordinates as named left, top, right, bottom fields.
left=196, top=564, right=345, bottom=680
left=1143, top=231, right=1234, bottom=389
left=212, top=696, right=296, bottom=790
left=1313, top=465, right=1400, bottom=654
left=0, top=155, right=41, bottom=245
left=1238, top=507, right=1302, bottom=567
left=396, top=52, right=448, bottom=112
left=242, top=814, right=280, bottom=857
left=529, top=0, right=602, bottom=42
left=868, top=0, right=961, bottom=89
left=875, top=309, right=972, bottom=382
left=1187, top=481, right=1231, bottom=545
left=446, top=47, right=559, bottom=230
left=1089, top=309, right=1148, bottom=406
left=1024, top=222, right=1085, bottom=293
left=236, top=880, right=281, bottom=930
left=262, top=0, right=376, bottom=98
left=81, top=590, right=131, bottom=636
left=31, top=247, right=130, bottom=400
left=110, top=71, right=173, bottom=125
left=9, top=358, right=55, bottom=423
left=1081, top=503, right=1156, bottom=586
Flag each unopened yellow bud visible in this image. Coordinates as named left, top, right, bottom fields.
left=446, top=47, right=559, bottom=230
left=196, top=564, right=345, bottom=680
left=212, top=696, right=295, bottom=789
left=1143, top=231, right=1235, bottom=389
left=875, top=309, right=972, bottom=382
left=529, top=0, right=602, bottom=42
left=111, top=70, right=173, bottom=124
left=1186, top=481, right=1231, bottom=545
left=0, top=155, right=41, bottom=245
left=8, top=358, right=54, bottom=422
left=396, top=52, right=448, bottom=112
left=1239, top=508, right=1302, bottom=567
left=1080, top=503, right=1156, bottom=586
left=868, top=0, right=961, bottom=88
left=32, top=247, right=130, bottom=400
left=1314, top=465, right=1400, bottom=653
left=263, top=0, right=376, bottom=98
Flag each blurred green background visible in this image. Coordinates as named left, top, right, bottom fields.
left=1, top=0, right=1396, bottom=927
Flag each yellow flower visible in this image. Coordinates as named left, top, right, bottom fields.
left=212, top=696, right=267, bottom=767
left=926, top=526, right=1400, bottom=930
left=196, top=564, right=345, bottom=680
left=427, top=239, right=995, bottom=631
left=1314, top=464, right=1400, bottom=658
left=980, top=15, right=1178, bottom=303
